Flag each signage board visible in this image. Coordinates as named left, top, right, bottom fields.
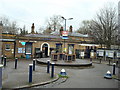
left=108, top=51, right=114, bottom=58
left=98, top=51, right=104, bottom=56
left=62, top=36, right=68, bottom=39
left=81, top=52, right=84, bottom=56
left=21, top=42, right=26, bottom=45
left=18, top=48, right=25, bottom=53
left=91, top=52, right=94, bottom=57
left=105, top=50, right=109, bottom=57
left=62, top=31, right=68, bottom=36
left=117, top=52, right=120, bottom=58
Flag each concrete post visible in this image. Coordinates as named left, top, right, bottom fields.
left=15, top=58, right=18, bottom=69
left=51, top=63, right=55, bottom=78
left=29, top=64, right=33, bottom=83
left=4, top=57, right=6, bottom=67
left=47, top=60, right=50, bottom=73
left=0, top=64, right=3, bottom=89
left=33, top=59, right=36, bottom=71
left=113, top=63, right=116, bottom=75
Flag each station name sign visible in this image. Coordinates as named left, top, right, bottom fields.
left=62, top=31, right=68, bottom=36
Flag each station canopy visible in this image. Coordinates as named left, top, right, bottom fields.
left=78, top=44, right=99, bottom=47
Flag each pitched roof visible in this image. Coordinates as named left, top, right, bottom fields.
left=25, top=34, right=61, bottom=38
left=51, top=31, right=89, bottom=37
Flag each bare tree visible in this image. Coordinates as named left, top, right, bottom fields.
left=90, top=5, right=118, bottom=49
left=77, top=20, right=92, bottom=34
left=38, top=26, right=45, bottom=34
left=0, top=16, right=19, bottom=34
left=43, top=27, right=52, bottom=35
left=20, top=25, right=28, bottom=35
left=45, top=15, right=63, bottom=32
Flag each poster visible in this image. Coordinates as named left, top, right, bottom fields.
left=18, top=48, right=25, bottom=53
left=91, top=52, right=94, bottom=57
left=99, top=51, right=104, bottom=56
left=105, top=51, right=109, bottom=57
left=108, top=51, right=114, bottom=58
left=26, top=48, right=32, bottom=54
left=117, top=52, right=120, bottom=58
left=81, top=52, right=84, bottom=56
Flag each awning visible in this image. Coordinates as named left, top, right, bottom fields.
left=0, top=39, right=15, bottom=42
left=78, top=44, right=99, bottom=47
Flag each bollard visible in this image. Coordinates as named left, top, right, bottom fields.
left=0, top=64, right=3, bottom=89
left=4, top=57, right=7, bottom=67
left=33, top=59, right=36, bottom=71
left=29, top=64, right=33, bottom=83
left=47, top=60, right=50, bottom=73
left=100, top=58, right=101, bottom=64
left=109, top=60, right=110, bottom=65
left=113, top=63, right=116, bottom=75
left=90, top=58, right=92, bottom=62
left=51, top=63, right=55, bottom=78
left=15, top=58, right=18, bottom=69
left=1, top=55, right=3, bottom=64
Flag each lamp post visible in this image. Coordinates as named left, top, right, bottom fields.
left=61, top=16, right=73, bottom=53
left=61, top=16, right=73, bottom=31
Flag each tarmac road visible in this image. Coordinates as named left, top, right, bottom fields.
left=33, top=63, right=119, bottom=88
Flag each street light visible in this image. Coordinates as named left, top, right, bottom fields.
left=61, top=16, right=73, bottom=31
left=61, top=16, right=73, bottom=54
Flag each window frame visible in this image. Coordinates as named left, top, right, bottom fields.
left=5, top=44, right=11, bottom=51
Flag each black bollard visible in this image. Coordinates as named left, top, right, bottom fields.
left=4, top=57, right=6, bottom=67
left=29, top=64, right=33, bottom=83
left=109, top=60, right=110, bottom=65
left=113, top=63, right=116, bottom=75
left=1, top=55, right=3, bottom=64
left=100, top=58, right=101, bottom=64
left=90, top=58, right=92, bottom=62
left=33, top=59, right=36, bottom=71
left=51, top=63, right=55, bottom=78
left=15, top=58, right=18, bottom=69
left=47, top=60, right=50, bottom=73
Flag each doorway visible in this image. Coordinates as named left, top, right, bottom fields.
left=42, top=43, right=48, bottom=57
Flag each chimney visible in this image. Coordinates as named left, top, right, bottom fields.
left=69, top=25, right=73, bottom=33
left=60, top=27, right=63, bottom=36
left=31, top=23, right=35, bottom=34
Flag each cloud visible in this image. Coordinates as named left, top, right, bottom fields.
left=0, top=0, right=119, bottom=32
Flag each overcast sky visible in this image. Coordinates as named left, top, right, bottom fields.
left=0, top=0, right=119, bottom=32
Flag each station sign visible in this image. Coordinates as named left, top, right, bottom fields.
left=62, top=31, right=68, bottom=36
left=62, top=36, right=68, bottom=39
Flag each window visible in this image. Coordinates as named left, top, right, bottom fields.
left=5, top=44, right=10, bottom=50
left=56, top=43, right=62, bottom=53
left=68, top=44, right=74, bottom=54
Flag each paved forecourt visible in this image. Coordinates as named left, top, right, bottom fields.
left=2, top=59, right=58, bottom=89
left=36, top=58, right=92, bottom=67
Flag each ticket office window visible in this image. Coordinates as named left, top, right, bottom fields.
left=68, top=44, right=74, bottom=54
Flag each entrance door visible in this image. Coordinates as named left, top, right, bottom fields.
left=42, top=44, right=48, bottom=57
